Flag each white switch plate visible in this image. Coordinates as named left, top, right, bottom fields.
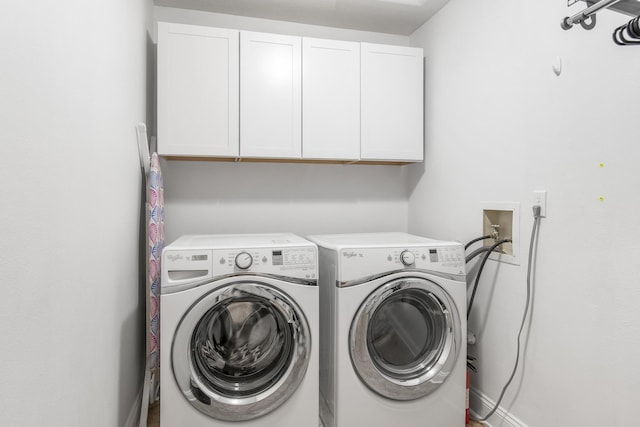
left=533, top=191, right=547, bottom=217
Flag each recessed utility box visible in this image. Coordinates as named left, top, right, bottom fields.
left=481, top=202, right=520, bottom=265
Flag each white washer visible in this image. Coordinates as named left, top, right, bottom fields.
left=160, top=233, right=319, bottom=427
left=307, top=232, right=466, bottom=427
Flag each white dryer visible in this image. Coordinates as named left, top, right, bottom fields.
left=307, top=232, right=466, bottom=427
left=160, top=233, right=318, bottom=427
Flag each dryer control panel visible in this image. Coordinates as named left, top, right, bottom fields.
left=338, top=244, right=465, bottom=282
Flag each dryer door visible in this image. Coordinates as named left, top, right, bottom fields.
left=350, top=277, right=461, bottom=400
left=171, top=280, right=311, bottom=421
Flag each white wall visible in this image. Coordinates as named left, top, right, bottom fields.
left=162, top=161, right=410, bottom=243
left=0, top=1, right=152, bottom=425
left=153, top=7, right=412, bottom=244
left=154, top=6, right=410, bottom=44
left=409, top=1, right=640, bottom=425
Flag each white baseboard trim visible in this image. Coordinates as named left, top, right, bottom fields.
left=125, top=385, right=144, bottom=427
left=469, top=387, right=528, bottom=427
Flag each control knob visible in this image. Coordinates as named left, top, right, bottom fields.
left=400, top=250, right=415, bottom=266
left=235, top=252, right=253, bottom=269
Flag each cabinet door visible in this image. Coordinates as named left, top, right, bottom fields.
left=157, top=23, right=239, bottom=157
left=240, top=31, right=302, bottom=159
left=302, top=38, right=360, bottom=160
left=361, top=43, right=424, bottom=162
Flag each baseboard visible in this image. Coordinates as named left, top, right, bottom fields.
left=469, top=387, right=528, bottom=427
left=125, top=385, right=144, bottom=427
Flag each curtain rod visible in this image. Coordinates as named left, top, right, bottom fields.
left=561, top=0, right=623, bottom=29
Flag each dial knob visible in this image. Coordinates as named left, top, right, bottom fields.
left=235, top=252, right=253, bottom=269
left=400, top=250, right=415, bottom=266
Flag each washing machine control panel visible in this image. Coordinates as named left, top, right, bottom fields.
left=338, top=245, right=465, bottom=282
left=214, top=247, right=317, bottom=280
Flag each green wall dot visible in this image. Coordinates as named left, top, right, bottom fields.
left=599, top=196, right=605, bottom=202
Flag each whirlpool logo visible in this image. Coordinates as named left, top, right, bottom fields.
left=343, top=251, right=363, bottom=258
left=166, top=253, right=184, bottom=262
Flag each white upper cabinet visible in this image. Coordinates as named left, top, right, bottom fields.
left=240, top=31, right=302, bottom=159
left=360, top=43, right=424, bottom=162
left=302, top=38, right=360, bottom=160
left=157, top=22, right=239, bottom=157
left=156, top=24, right=424, bottom=164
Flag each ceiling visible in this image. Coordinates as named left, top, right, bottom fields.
left=154, top=0, right=451, bottom=35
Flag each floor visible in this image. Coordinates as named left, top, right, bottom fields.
left=147, top=404, right=159, bottom=427
left=146, top=404, right=485, bottom=426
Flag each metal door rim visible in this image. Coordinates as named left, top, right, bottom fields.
left=349, top=276, right=460, bottom=401
left=172, top=278, right=311, bottom=421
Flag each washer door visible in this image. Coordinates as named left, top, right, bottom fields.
left=172, top=280, right=311, bottom=421
left=350, top=277, right=461, bottom=401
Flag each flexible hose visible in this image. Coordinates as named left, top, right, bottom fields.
left=466, top=238, right=512, bottom=320
left=464, top=235, right=492, bottom=250
left=466, top=246, right=495, bottom=264
left=475, top=206, right=541, bottom=422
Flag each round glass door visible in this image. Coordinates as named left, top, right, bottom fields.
left=172, top=281, right=311, bottom=421
left=350, top=277, right=460, bottom=401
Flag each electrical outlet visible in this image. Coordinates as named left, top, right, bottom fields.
left=533, top=191, right=547, bottom=217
